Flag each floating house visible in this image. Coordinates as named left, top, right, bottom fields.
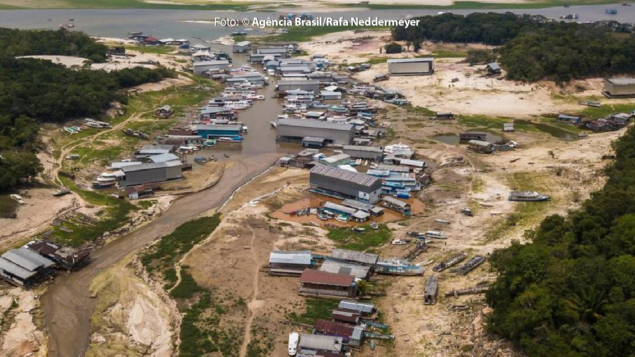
left=276, top=80, right=321, bottom=95
left=467, top=140, right=494, bottom=154
left=194, top=124, right=242, bottom=138
left=387, top=58, right=434, bottom=76
left=193, top=60, right=230, bottom=75
left=277, top=119, right=354, bottom=145
left=314, top=320, right=365, bottom=347
left=299, top=269, right=357, bottom=298
left=319, top=260, right=371, bottom=279
left=310, top=165, right=382, bottom=204
left=381, top=196, right=411, bottom=215
left=332, top=309, right=361, bottom=324
left=338, top=300, right=375, bottom=315
left=342, top=145, right=383, bottom=161
left=320, top=154, right=351, bottom=167
left=232, top=41, right=251, bottom=53
left=269, top=250, right=313, bottom=276
left=329, top=249, right=379, bottom=267
left=558, top=114, right=582, bottom=124
left=26, top=240, right=91, bottom=271
left=0, top=248, right=56, bottom=287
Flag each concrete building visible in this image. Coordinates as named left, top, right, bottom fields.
left=0, top=248, right=56, bottom=287
left=310, top=165, right=383, bottom=204
left=232, top=41, right=251, bottom=53
left=119, top=161, right=182, bottom=188
left=387, top=58, right=434, bottom=76
left=603, top=78, right=635, bottom=97
left=299, top=269, right=357, bottom=298
left=269, top=251, right=313, bottom=276
left=192, top=60, right=230, bottom=75
left=277, top=119, right=354, bottom=145
left=343, top=145, right=383, bottom=161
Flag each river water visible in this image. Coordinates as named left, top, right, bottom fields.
left=0, top=4, right=634, bottom=41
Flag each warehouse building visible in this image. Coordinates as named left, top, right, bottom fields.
left=310, top=165, right=382, bottom=204
left=192, top=60, right=230, bottom=75
left=277, top=119, right=355, bottom=145
left=343, top=145, right=383, bottom=161
left=603, top=78, right=635, bottom=98
left=269, top=251, right=313, bottom=276
left=0, top=248, right=56, bottom=287
left=232, top=41, right=251, bottom=53
left=299, top=269, right=357, bottom=298
left=119, top=161, right=182, bottom=188
left=388, top=58, right=434, bottom=76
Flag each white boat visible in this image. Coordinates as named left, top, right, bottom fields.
left=288, top=332, right=299, bottom=356
left=10, top=194, right=25, bottom=205
left=391, top=239, right=408, bottom=245
left=224, top=101, right=251, bottom=110
left=424, top=230, right=447, bottom=239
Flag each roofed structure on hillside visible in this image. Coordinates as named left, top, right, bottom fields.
left=329, top=249, right=378, bottom=266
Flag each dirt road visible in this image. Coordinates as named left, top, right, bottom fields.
left=40, top=153, right=283, bottom=357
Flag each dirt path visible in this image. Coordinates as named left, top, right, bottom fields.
left=239, top=225, right=260, bottom=357
left=40, top=153, right=283, bottom=357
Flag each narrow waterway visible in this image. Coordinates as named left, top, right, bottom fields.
left=40, top=51, right=295, bottom=357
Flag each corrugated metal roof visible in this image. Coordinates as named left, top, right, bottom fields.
left=487, top=62, right=501, bottom=71
left=338, top=300, right=374, bottom=314
left=0, top=257, right=36, bottom=280
left=310, top=165, right=379, bottom=188
left=382, top=196, right=409, bottom=208
left=111, top=161, right=143, bottom=169
left=149, top=153, right=180, bottom=163
left=195, top=124, right=242, bottom=131
left=314, top=319, right=355, bottom=337
left=122, top=162, right=168, bottom=172
left=398, top=159, right=425, bottom=168
left=269, top=251, right=312, bottom=265
left=323, top=201, right=357, bottom=215
left=193, top=60, right=229, bottom=67
left=387, top=58, right=434, bottom=63
left=235, top=41, right=251, bottom=46
left=320, top=260, right=370, bottom=279
left=298, top=334, right=343, bottom=352
left=468, top=140, right=492, bottom=147
left=343, top=145, right=383, bottom=153
left=340, top=199, right=374, bottom=212
left=329, top=249, right=379, bottom=266
left=200, top=107, right=235, bottom=114
left=300, top=269, right=354, bottom=286
left=332, top=309, right=360, bottom=323
left=278, top=119, right=353, bottom=131
left=321, top=154, right=350, bottom=164
left=1, top=248, right=55, bottom=271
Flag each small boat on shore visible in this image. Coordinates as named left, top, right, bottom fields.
left=376, top=259, right=424, bottom=276
left=508, top=191, right=550, bottom=202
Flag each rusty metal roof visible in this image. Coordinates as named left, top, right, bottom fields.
left=300, top=269, right=354, bottom=287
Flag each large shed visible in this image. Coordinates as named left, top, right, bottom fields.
left=298, top=334, right=343, bottom=354
left=232, top=41, right=251, bottom=53
left=320, top=260, right=371, bottom=279
left=603, top=78, right=635, bottom=97
left=269, top=250, right=313, bottom=275
left=276, top=80, right=321, bottom=94
left=0, top=248, right=55, bottom=287
left=120, top=161, right=182, bottom=188
left=310, top=165, right=383, bottom=204
left=299, top=269, right=357, bottom=298
left=329, top=248, right=379, bottom=266
left=193, top=60, right=230, bottom=75
left=277, top=119, right=354, bottom=145
left=388, top=58, right=434, bottom=76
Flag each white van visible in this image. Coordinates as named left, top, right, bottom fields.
left=288, top=332, right=299, bottom=356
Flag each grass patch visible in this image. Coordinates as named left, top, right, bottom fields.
left=56, top=176, right=136, bottom=246
left=327, top=224, right=392, bottom=251
left=170, top=267, right=204, bottom=299
left=482, top=172, right=555, bottom=244
left=578, top=102, right=635, bottom=118
left=287, top=298, right=340, bottom=325
left=406, top=105, right=436, bottom=116
left=0, top=194, right=19, bottom=218
left=124, top=45, right=175, bottom=55
left=141, top=214, right=221, bottom=279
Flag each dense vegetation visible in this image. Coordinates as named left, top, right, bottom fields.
left=487, top=126, right=635, bottom=356
left=0, top=28, right=173, bottom=192
left=384, top=42, right=403, bottom=54
left=0, top=28, right=108, bottom=62
left=391, top=13, right=635, bottom=82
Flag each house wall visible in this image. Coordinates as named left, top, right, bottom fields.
left=122, top=167, right=168, bottom=187
left=343, top=148, right=383, bottom=161
left=310, top=174, right=382, bottom=203
left=198, top=129, right=241, bottom=138
left=604, top=80, right=635, bottom=96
